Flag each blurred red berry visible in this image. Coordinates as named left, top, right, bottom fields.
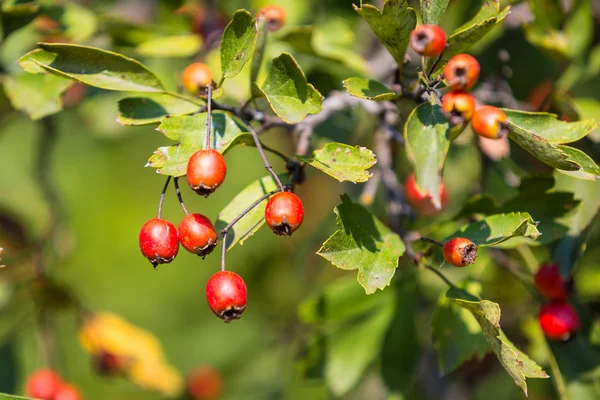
left=539, top=302, right=580, bottom=341
left=25, top=369, right=62, bottom=400
left=187, top=365, right=224, bottom=400
left=535, top=263, right=567, bottom=301
left=410, top=25, right=447, bottom=57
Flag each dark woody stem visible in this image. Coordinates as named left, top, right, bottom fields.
left=173, top=177, right=189, bottom=215
left=157, top=176, right=172, bottom=219
left=205, top=85, right=212, bottom=150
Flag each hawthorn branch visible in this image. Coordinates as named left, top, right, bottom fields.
left=157, top=176, right=171, bottom=219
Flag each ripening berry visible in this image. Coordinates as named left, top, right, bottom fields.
left=178, top=213, right=218, bottom=258
left=443, top=237, right=477, bottom=267
left=25, top=369, right=62, bottom=400
left=444, top=54, right=480, bottom=90
left=471, top=106, right=508, bottom=139
left=442, top=90, right=476, bottom=124
left=539, top=302, right=580, bottom=341
left=535, top=263, right=567, bottom=301
left=404, top=173, right=448, bottom=217
left=206, top=271, right=247, bottom=322
left=139, top=218, right=179, bottom=267
left=182, top=63, right=213, bottom=95
left=265, top=192, right=304, bottom=236
left=54, top=384, right=82, bottom=400
left=187, top=149, right=227, bottom=197
left=257, top=5, right=286, bottom=32
left=409, top=25, right=447, bottom=57
left=187, top=365, right=224, bottom=400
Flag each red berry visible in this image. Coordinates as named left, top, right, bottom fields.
left=409, top=25, right=447, bottom=57
left=178, top=213, right=218, bottom=258
left=186, top=365, right=224, bottom=400
left=535, top=263, right=567, bottom=301
left=182, top=63, right=213, bottom=95
left=265, top=192, right=304, bottom=236
left=206, top=271, right=247, bottom=322
left=139, top=218, right=179, bottom=267
left=25, top=369, right=62, bottom=400
left=187, top=149, right=227, bottom=197
left=257, top=5, right=286, bottom=32
left=539, top=302, right=580, bottom=341
left=404, top=173, right=448, bottom=217
left=442, top=237, right=477, bottom=267
left=471, top=106, right=508, bottom=139
left=442, top=90, right=476, bottom=124
left=54, top=384, right=82, bottom=400
left=444, top=54, right=480, bottom=90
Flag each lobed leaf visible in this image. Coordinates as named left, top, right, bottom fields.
left=3, top=73, right=72, bottom=120
left=220, top=9, right=257, bottom=81
left=342, top=77, right=398, bottom=101
left=117, top=94, right=201, bottom=126
left=297, top=143, right=376, bottom=183
left=445, top=212, right=541, bottom=246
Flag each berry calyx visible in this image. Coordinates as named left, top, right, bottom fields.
left=535, top=263, right=567, bottom=301
left=186, top=365, right=224, bottom=400
left=206, top=271, right=247, bottom=322
left=178, top=213, right=218, bottom=258
left=265, top=191, right=304, bottom=236
left=182, top=63, right=213, bottom=95
left=409, top=25, right=447, bottom=57
left=92, top=351, right=127, bottom=376
left=443, top=237, right=477, bottom=267
left=54, top=384, right=82, bottom=400
left=25, top=369, right=62, bottom=400
left=444, top=54, right=480, bottom=90
left=404, top=173, right=448, bottom=217
left=471, top=106, right=509, bottom=139
left=187, top=149, right=227, bottom=197
left=539, top=302, right=580, bottom=341
left=139, top=218, right=179, bottom=267
left=442, top=90, right=476, bottom=125
left=257, top=5, right=286, bottom=32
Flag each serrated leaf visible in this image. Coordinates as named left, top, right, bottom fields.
left=447, top=289, right=549, bottom=396
left=420, top=0, right=449, bottom=26
left=3, top=72, right=72, bottom=120
left=353, top=0, right=416, bottom=74
left=215, top=175, right=286, bottom=250
left=342, top=77, right=398, bottom=101
left=404, top=102, right=452, bottom=208
left=317, top=194, right=405, bottom=294
left=117, top=94, right=201, bottom=126
left=136, top=35, right=202, bottom=58
left=18, top=43, right=165, bottom=92
left=556, top=146, right=600, bottom=180
left=258, top=53, right=322, bottom=123
left=297, top=143, right=376, bottom=183
left=503, top=109, right=597, bottom=144
left=445, top=212, right=541, bottom=246
left=220, top=9, right=257, bottom=81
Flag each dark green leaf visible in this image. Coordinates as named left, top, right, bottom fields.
left=445, top=212, right=541, bottom=246
left=117, top=94, right=201, bottom=126
left=342, top=77, right=398, bottom=101
left=297, top=143, right=376, bottom=183
left=503, top=109, right=597, bottom=144
left=19, top=43, right=165, bottom=92
left=318, top=194, right=405, bottom=294
left=551, top=335, right=600, bottom=382
left=258, top=53, right=322, bottom=123
left=353, top=0, right=416, bottom=73
left=3, top=73, right=72, bottom=120
left=527, top=0, right=562, bottom=31
left=250, top=16, right=268, bottom=85
left=220, top=9, right=257, bottom=81
left=420, top=0, right=449, bottom=26
left=136, top=35, right=202, bottom=58
left=404, top=102, right=452, bottom=208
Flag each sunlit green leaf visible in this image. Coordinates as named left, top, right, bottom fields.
left=420, top=0, right=449, bottom=26
left=445, top=212, right=541, bottom=246
left=3, top=72, right=72, bottom=120
left=503, top=109, right=597, bottom=144
left=136, top=35, right=202, bottom=58
left=297, top=143, right=376, bottom=183
left=342, top=77, right=398, bottom=101
left=220, top=9, right=257, bottom=81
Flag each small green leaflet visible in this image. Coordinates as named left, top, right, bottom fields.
left=445, top=212, right=541, bottom=246
left=342, top=77, right=398, bottom=101
left=220, top=9, right=257, bottom=81
left=297, top=143, right=376, bottom=183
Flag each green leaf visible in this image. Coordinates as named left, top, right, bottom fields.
left=19, top=43, right=165, bottom=92
left=447, top=290, right=549, bottom=396
left=445, top=212, right=541, bottom=246
left=0, top=394, right=35, bottom=400
left=258, top=53, right=322, bottom=123
left=503, top=109, right=597, bottom=144
left=564, top=0, right=593, bottom=59
left=404, top=102, right=452, bottom=208
left=342, top=77, right=398, bottom=101
left=420, top=0, right=449, bottom=26
left=250, top=16, right=268, bottom=85
left=215, top=175, right=286, bottom=251
left=353, top=0, right=416, bottom=73
left=297, top=143, right=376, bottom=183
left=220, top=9, right=257, bottom=81
left=555, top=146, right=600, bottom=180
left=117, top=94, right=201, bottom=126
left=136, top=35, right=202, bottom=58
left=3, top=72, right=72, bottom=120
left=317, top=194, right=405, bottom=294
left=550, top=334, right=600, bottom=382
left=527, top=0, right=562, bottom=31
left=573, top=98, right=600, bottom=142
left=61, top=2, right=98, bottom=42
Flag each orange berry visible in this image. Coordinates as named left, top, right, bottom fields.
left=444, top=54, right=480, bottom=90
left=442, top=90, right=476, bottom=124
left=257, top=5, right=286, bottom=32
left=471, top=106, right=508, bottom=139
left=409, top=25, right=447, bottom=57
left=404, top=173, right=448, bottom=217
left=442, top=237, right=477, bottom=267
left=182, top=63, right=213, bottom=95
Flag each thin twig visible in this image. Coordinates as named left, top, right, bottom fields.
left=425, top=265, right=457, bottom=289
left=420, top=237, right=444, bottom=248
left=157, top=176, right=172, bottom=219
left=242, top=120, right=285, bottom=191
left=173, top=177, right=189, bottom=215
left=205, top=85, right=212, bottom=149
left=220, top=188, right=282, bottom=235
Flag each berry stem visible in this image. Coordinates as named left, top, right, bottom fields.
left=173, top=177, right=189, bottom=215
left=420, top=237, right=444, bottom=248
left=425, top=264, right=457, bottom=289
left=241, top=119, right=285, bottom=192
left=205, top=85, right=212, bottom=150
left=220, top=188, right=282, bottom=236
left=220, top=230, right=228, bottom=272
left=157, top=176, right=172, bottom=219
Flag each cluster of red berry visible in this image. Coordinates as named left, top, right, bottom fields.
left=25, top=369, right=81, bottom=400
left=535, top=263, right=580, bottom=341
